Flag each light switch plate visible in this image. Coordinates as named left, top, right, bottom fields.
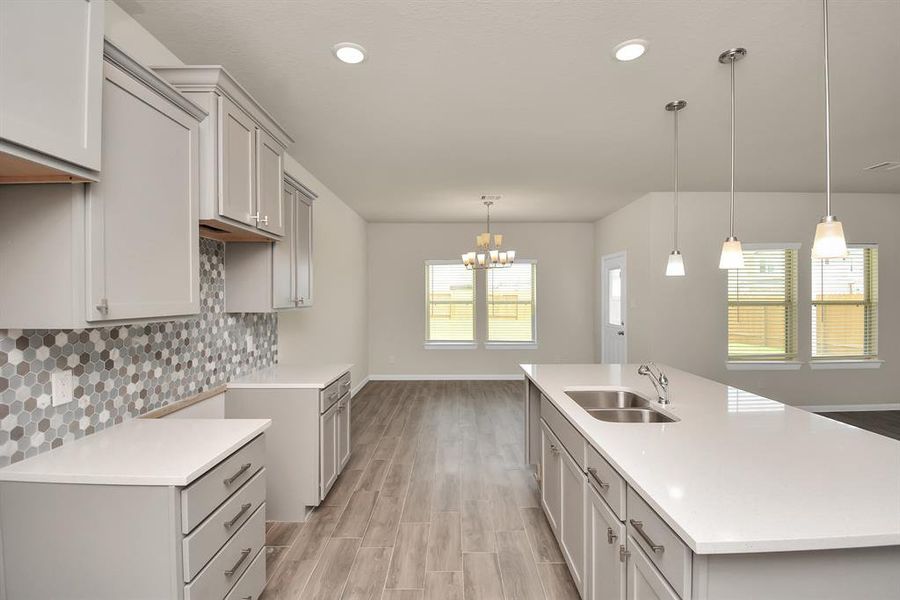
left=51, top=371, right=74, bottom=407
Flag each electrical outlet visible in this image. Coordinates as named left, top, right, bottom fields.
left=245, top=334, right=255, bottom=353
left=51, top=371, right=74, bottom=407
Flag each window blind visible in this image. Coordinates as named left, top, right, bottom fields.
left=811, top=246, right=878, bottom=359
left=487, top=262, right=536, bottom=343
left=425, top=263, right=475, bottom=342
left=727, top=247, right=798, bottom=360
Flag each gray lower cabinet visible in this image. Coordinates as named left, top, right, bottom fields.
left=587, top=479, right=626, bottom=600
left=0, top=0, right=104, bottom=182
left=225, top=175, right=316, bottom=312
left=626, top=539, right=680, bottom=600
left=225, top=369, right=352, bottom=521
left=0, top=41, right=204, bottom=329
left=0, top=435, right=268, bottom=600
left=540, top=421, right=562, bottom=533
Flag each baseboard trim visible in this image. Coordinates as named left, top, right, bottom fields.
left=351, top=377, right=370, bottom=397
left=799, top=403, right=900, bottom=413
left=367, top=373, right=525, bottom=381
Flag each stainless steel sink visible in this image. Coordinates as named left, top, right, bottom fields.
left=565, top=389, right=651, bottom=410
left=586, top=408, right=677, bottom=423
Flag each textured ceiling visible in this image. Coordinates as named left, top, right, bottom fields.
left=120, top=0, right=900, bottom=222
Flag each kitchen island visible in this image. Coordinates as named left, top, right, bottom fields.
left=522, top=363, right=900, bottom=600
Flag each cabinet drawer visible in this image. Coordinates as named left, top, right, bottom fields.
left=540, top=395, right=585, bottom=470
left=626, top=488, right=691, bottom=599
left=586, top=444, right=626, bottom=520
left=224, top=546, right=266, bottom=600
left=184, top=503, right=265, bottom=600
left=183, top=469, right=266, bottom=581
left=320, top=371, right=351, bottom=413
left=181, top=435, right=265, bottom=533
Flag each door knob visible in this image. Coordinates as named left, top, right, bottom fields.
left=617, top=331, right=625, bottom=336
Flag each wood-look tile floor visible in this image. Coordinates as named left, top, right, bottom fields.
left=261, top=380, right=577, bottom=600
left=819, top=410, right=900, bottom=441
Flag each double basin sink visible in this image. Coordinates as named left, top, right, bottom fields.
left=564, top=389, right=678, bottom=423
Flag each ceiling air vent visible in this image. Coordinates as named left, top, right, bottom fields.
left=864, top=161, right=900, bottom=171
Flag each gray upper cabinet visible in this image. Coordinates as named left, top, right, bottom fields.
left=154, top=66, right=293, bottom=242
left=0, top=0, right=104, bottom=183
left=225, top=175, right=316, bottom=313
left=0, top=42, right=205, bottom=328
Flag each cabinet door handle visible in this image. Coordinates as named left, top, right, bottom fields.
left=630, top=519, right=665, bottom=553
left=96, top=298, right=109, bottom=314
left=223, top=462, right=252, bottom=486
left=549, top=444, right=560, bottom=455
left=224, top=547, right=252, bottom=576
left=619, top=544, right=630, bottom=563
left=224, top=502, right=253, bottom=529
left=259, top=215, right=269, bottom=225
left=607, top=526, right=617, bottom=544
left=587, top=467, right=610, bottom=491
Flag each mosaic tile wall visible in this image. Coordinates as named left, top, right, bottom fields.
left=0, top=238, right=277, bottom=466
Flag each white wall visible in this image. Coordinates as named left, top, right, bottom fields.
left=595, top=191, right=900, bottom=409
left=278, top=156, right=369, bottom=388
left=368, top=222, right=595, bottom=377
left=107, top=1, right=369, bottom=388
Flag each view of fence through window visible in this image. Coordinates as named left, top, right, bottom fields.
left=812, top=246, right=878, bottom=359
left=727, top=247, right=798, bottom=360
left=487, top=262, right=536, bottom=342
left=425, top=263, right=475, bottom=341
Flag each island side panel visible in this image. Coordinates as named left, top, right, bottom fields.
left=225, top=387, right=320, bottom=521
left=0, top=481, right=182, bottom=599
left=693, top=545, right=900, bottom=600
left=525, top=376, right=542, bottom=470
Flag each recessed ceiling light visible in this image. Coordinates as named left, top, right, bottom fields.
left=614, top=39, right=648, bottom=62
left=333, top=42, right=366, bottom=64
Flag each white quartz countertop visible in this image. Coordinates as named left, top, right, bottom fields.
left=521, top=363, right=900, bottom=554
left=0, top=418, right=270, bottom=486
left=228, top=363, right=353, bottom=389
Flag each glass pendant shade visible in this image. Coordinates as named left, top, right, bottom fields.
left=719, top=237, right=745, bottom=269
left=665, top=250, right=685, bottom=277
left=812, top=216, right=848, bottom=259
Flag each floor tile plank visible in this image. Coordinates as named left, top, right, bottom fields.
left=385, top=522, right=430, bottom=589
left=496, top=530, right=546, bottom=600
left=342, top=546, right=392, bottom=600
left=424, top=571, right=463, bottom=600
left=462, top=552, right=504, bottom=600
left=425, top=511, right=462, bottom=572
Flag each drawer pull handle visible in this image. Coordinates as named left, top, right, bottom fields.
left=224, top=547, right=252, bottom=576
left=225, top=502, right=253, bottom=529
left=630, top=519, right=665, bottom=553
left=340, top=381, right=351, bottom=389
left=224, top=463, right=252, bottom=486
left=607, top=526, right=617, bottom=544
left=587, top=467, right=610, bottom=490
left=328, top=392, right=339, bottom=401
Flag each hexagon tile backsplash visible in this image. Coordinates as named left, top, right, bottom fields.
left=0, top=239, right=277, bottom=466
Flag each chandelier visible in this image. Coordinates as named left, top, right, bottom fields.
left=461, top=196, right=516, bottom=270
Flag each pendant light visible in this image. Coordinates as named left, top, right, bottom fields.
left=461, top=196, right=516, bottom=270
left=811, top=0, right=849, bottom=258
left=718, top=47, right=747, bottom=270
left=665, top=100, right=687, bottom=277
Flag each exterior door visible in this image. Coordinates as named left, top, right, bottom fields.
left=540, top=421, right=562, bottom=533
left=601, top=252, right=627, bottom=363
left=560, top=447, right=586, bottom=594
left=255, top=128, right=284, bottom=235
left=588, top=483, right=626, bottom=600
left=219, top=96, right=256, bottom=226
left=271, top=185, right=295, bottom=309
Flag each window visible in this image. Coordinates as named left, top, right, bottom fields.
left=425, top=262, right=475, bottom=343
left=607, top=267, right=622, bottom=326
left=727, top=245, right=798, bottom=361
left=812, top=245, right=878, bottom=360
left=487, top=261, right=537, bottom=344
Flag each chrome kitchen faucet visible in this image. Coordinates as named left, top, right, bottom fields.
left=638, top=362, right=670, bottom=405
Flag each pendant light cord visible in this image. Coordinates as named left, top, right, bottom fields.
left=673, top=108, right=679, bottom=250
left=823, top=0, right=832, bottom=217
left=729, top=58, right=736, bottom=237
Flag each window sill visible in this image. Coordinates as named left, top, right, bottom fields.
left=423, top=342, right=477, bottom=350
left=726, top=361, right=803, bottom=371
left=484, top=342, right=538, bottom=350
left=809, top=359, right=883, bottom=370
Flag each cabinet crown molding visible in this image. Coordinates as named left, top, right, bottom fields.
left=152, top=65, right=294, bottom=148
left=103, top=40, right=207, bottom=123
left=285, top=173, right=318, bottom=200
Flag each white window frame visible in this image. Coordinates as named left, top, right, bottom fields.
left=423, top=260, right=477, bottom=349
left=726, top=243, right=802, bottom=371
left=484, top=259, right=538, bottom=349
left=809, top=243, right=881, bottom=369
